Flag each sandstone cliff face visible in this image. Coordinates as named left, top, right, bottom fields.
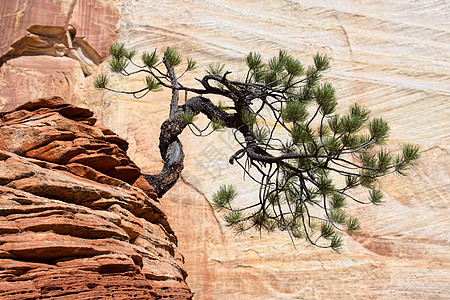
left=0, top=97, right=192, bottom=299
left=111, top=2, right=450, bottom=299
left=1, top=1, right=449, bottom=299
left=0, top=0, right=118, bottom=110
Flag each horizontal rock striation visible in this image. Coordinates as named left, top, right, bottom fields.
left=0, top=0, right=120, bottom=111
left=0, top=0, right=118, bottom=60
left=0, top=25, right=101, bottom=76
left=0, top=97, right=193, bottom=299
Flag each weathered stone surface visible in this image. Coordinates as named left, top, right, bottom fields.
left=0, top=97, right=144, bottom=191
left=0, top=0, right=119, bottom=110
left=0, top=0, right=118, bottom=60
left=0, top=99, right=192, bottom=299
left=109, top=1, right=449, bottom=299
left=0, top=25, right=100, bottom=76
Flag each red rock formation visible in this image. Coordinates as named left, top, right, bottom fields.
left=0, top=0, right=118, bottom=59
left=0, top=0, right=120, bottom=111
left=1, top=25, right=101, bottom=75
left=0, top=97, right=193, bottom=299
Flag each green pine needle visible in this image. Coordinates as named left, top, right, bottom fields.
left=224, top=211, right=243, bottom=227
left=317, top=175, right=334, bottom=195
left=402, top=144, right=420, bottom=165
left=341, top=113, right=365, bottom=133
left=253, top=125, right=270, bottom=143
left=142, top=50, right=159, bottom=68
left=265, top=190, right=281, bottom=206
left=282, top=101, right=308, bottom=123
left=360, top=151, right=377, bottom=169
left=369, top=188, right=384, bottom=205
left=180, top=111, right=197, bottom=124
left=320, top=222, right=335, bottom=239
left=324, top=136, right=341, bottom=153
left=369, top=118, right=390, bottom=144
left=329, top=208, right=346, bottom=224
left=186, top=57, right=197, bottom=71
left=330, top=193, right=346, bottom=209
left=144, top=76, right=161, bottom=91
left=124, top=49, right=136, bottom=60
left=291, top=226, right=304, bottom=239
left=284, top=56, right=304, bottom=76
left=328, top=115, right=343, bottom=133
left=251, top=211, right=265, bottom=226
left=360, top=174, right=376, bottom=189
left=109, top=42, right=126, bottom=58
left=377, top=148, right=393, bottom=171
left=165, top=47, right=181, bottom=67
left=110, top=57, right=129, bottom=73
left=217, top=101, right=228, bottom=111
left=206, top=62, right=225, bottom=76
left=313, top=53, right=330, bottom=71
left=93, top=74, right=108, bottom=89
left=242, top=110, right=257, bottom=127
left=306, top=65, right=321, bottom=87
left=251, top=210, right=273, bottom=232
left=345, top=176, right=360, bottom=189
left=330, top=234, right=344, bottom=252
left=269, top=56, right=283, bottom=72
left=212, top=184, right=238, bottom=210
left=315, top=83, right=337, bottom=115
left=246, top=51, right=263, bottom=71
left=347, top=217, right=360, bottom=232
left=212, top=117, right=225, bottom=131
left=349, top=103, right=370, bottom=124
left=394, top=144, right=420, bottom=175
left=291, top=124, right=313, bottom=144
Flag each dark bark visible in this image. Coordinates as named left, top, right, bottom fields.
left=144, top=95, right=243, bottom=197
left=143, top=75, right=289, bottom=198
left=143, top=139, right=184, bottom=198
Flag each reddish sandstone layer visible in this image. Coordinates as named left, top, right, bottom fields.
left=0, top=0, right=119, bottom=111
left=0, top=24, right=102, bottom=111
left=0, top=97, right=193, bottom=299
left=0, top=0, right=118, bottom=59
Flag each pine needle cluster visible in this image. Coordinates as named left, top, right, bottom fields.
left=93, top=43, right=197, bottom=99
left=207, top=50, right=419, bottom=252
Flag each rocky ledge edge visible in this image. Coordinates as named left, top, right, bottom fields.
left=0, top=97, right=193, bottom=299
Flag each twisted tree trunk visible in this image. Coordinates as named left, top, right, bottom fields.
left=144, top=95, right=244, bottom=197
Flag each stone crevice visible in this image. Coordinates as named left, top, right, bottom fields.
left=0, top=24, right=101, bottom=76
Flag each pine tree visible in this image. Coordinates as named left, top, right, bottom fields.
left=95, top=44, right=420, bottom=251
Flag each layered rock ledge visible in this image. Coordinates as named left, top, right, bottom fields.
left=0, top=97, right=193, bottom=299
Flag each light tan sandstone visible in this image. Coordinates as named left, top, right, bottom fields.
left=110, top=1, right=449, bottom=299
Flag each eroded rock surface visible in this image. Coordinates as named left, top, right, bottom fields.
left=0, top=0, right=118, bottom=60
left=0, top=25, right=101, bottom=76
left=0, top=97, right=193, bottom=299
left=0, top=0, right=119, bottom=110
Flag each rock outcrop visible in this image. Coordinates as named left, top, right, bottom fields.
left=0, top=97, right=193, bottom=299
left=0, top=0, right=119, bottom=110
left=0, top=0, right=118, bottom=60
left=1, top=24, right=101, bottom=76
